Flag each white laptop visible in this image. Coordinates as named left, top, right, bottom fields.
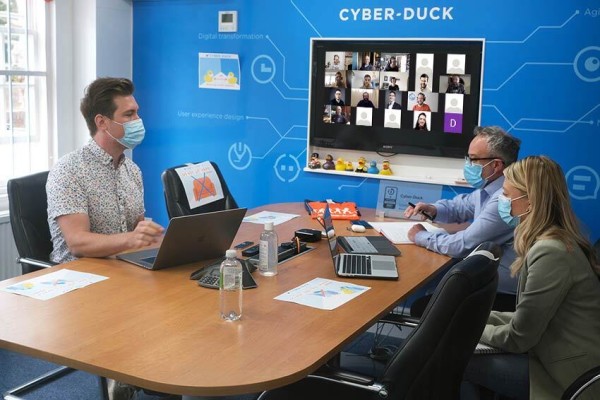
left=320, top=204, right=398, bottom=280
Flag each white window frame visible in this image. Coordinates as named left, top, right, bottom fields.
left=0, top=0, right=53, bottom=214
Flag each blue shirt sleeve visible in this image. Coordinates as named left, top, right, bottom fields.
left=432, top=191, right=476, bottom=224
left=414, top=189, right=515, bottom=259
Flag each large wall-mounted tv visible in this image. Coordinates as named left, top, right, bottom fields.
left=308, top=38, right=485, bottom=159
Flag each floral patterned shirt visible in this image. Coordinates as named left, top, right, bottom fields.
left=46, top=139, right=145, bottom=263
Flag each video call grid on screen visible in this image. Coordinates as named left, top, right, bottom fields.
left=309, top=38, right=485, bottom=159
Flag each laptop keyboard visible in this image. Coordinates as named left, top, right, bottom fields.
left=341, top=254, right=372, bottom=275
left=344, top=236, right=378, bottom=253
left=141, top=256, right=156, bottom=264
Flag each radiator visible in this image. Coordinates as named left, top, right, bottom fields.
left=0, top=216, right=21, bottom=280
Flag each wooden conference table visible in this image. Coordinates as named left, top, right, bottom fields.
left=0, top=203, right=451, bottom=397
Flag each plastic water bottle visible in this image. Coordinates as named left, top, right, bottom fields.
left=259, top=222, right=278, bottom=276
left=219, top=249, right=242, bottom=321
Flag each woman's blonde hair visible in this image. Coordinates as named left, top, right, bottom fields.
left=504, top=155, right=598, bottom=276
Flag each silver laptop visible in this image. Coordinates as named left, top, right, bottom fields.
left=320, top=204, right=398, bottom=280
left=338, top=235, right=400, bottom=256
left=117, top=208, right=247, bottom=270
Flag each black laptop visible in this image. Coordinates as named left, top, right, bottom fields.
left=320, top=204, right=398, bottom=280
left=117, top=208, right=247, bottom=270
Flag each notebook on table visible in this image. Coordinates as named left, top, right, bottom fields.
left=319, top=204, right=398, bottom=280
left=117, top=208, right=247, bottom=270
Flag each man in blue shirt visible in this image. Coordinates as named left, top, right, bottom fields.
left=405, top=126, right=521, bottom=298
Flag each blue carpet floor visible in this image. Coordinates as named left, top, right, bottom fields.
left=0, top=348, right=106, bottom=399
left=0, top=349, right=259, bottom=400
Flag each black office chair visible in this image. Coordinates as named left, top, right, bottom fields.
left=257, top=242, right=501, bottom=400
left=5, top=171, right=109, bottom=400
left=562, top=366, right=600, bottom=400
left=560, top=238, right=600, bottom=400
left=161, top=161, right=238, bottom=219
left=7, top=170, right=56, bottom=274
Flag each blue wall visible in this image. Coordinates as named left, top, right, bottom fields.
left=132, top=0, right=600, bottom=240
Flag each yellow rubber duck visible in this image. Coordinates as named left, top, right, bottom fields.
left=204, top=70, right=214, bottom=83
left=379, top=160, right=393, bottom=175
left=227, top=72, right=238, bottom=84
left=345, top=161, right=354, bottom=171
left=335, top=158, right=346, bottom=171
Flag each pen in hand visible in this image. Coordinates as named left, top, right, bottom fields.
left=408, top=202, right=434, bottom=222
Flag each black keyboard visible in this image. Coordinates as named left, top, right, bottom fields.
left=341, top=254, right=372, bottom=275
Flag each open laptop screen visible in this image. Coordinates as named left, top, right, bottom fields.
left=318, top=204, right=340, bottom=263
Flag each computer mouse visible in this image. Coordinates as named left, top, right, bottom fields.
left=351, top=224, right=366, bottom=233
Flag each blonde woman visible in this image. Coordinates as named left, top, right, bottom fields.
left=462, top=155, right=600, bottom=400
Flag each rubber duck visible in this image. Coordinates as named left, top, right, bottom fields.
left=345, top=161, right=354, bottom=172
left=335, top=158, right=346, bottom=171
left=322, top=154, right=335, bottom=170
left=227, top=72, right=238, bottom=85
left=367, top=160, right=379, bottom=174
left=308, top=152, right=321, bottom=169
left=379, top=160, right=393, bottom=175
left=355, top=157, right=367, bottom=173
left=203, top=70, right=214, bottom=83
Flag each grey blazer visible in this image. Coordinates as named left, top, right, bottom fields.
left=481, top=239, right=600, bottom=399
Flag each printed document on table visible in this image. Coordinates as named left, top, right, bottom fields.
left=275, top=277, right=370, bottom=310
left=2, top=269, right=108, bottom=300
left=368, top=221, right=447, bottom=244
left=242, top=211, right=299, bottom=226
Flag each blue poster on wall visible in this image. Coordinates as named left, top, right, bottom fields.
left=132, top=0, right=600, bottom=240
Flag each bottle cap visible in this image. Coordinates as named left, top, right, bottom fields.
left=264, top=222, right=274, bottom=231
left=225, top=249, right=237, bottom=258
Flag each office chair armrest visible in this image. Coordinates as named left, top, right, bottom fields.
left=18, top=257, right=57, bottom=269
left=257, top=373, right=388, bottom=400
left=562, top=365, right=600, bottom=400
left=315, top=364, right=376, bottom=385
left=378, top=313, right=420, bottom=328
left=306, top=371, right=388, bottom=397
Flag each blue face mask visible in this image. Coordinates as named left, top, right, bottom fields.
left=107, top=118, right=146, bottom=149
left=463, top=159, right=494, bottom=189
left=498, top=194, right=528, bottom=228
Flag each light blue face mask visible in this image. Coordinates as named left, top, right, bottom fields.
left=498, top=193, right=528, bottom=228
left=463, top=159, right=494, bottom=189
left=107, top=118, right=146, bottom=149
